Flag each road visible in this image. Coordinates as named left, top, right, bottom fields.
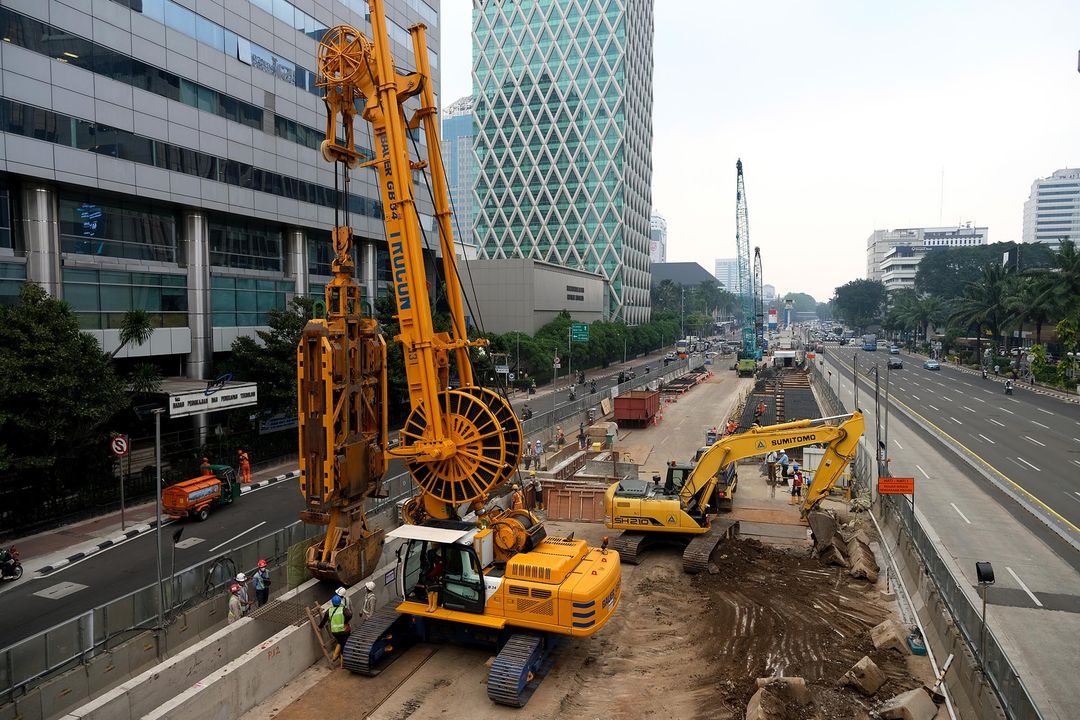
left=823, top=344, right=1080, bottom=531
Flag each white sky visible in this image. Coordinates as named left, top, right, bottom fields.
left=438, top=0, right=1080, bottom=301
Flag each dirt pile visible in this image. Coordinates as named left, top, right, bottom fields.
left=559, top=538, right=922, bottom=720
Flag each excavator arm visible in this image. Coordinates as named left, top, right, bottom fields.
left=680, top=412, right=865, bottom=515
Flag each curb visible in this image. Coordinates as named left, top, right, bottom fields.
left=37, top=470, right=300, bottom=575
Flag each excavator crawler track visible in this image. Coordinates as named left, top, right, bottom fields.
left=342, top=607, right=415, bottom=675
left=486, top=633, right=556, bottom=708
left=682, top=519, right=740, bottom=574
left=610, top=532, right=649, bottom=565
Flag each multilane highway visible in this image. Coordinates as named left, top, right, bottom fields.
left=824, top=344, right=1080, bottom=532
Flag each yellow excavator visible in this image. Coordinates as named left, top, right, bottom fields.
left=604, top=412, right=864, bottom=573
left=296, top=1, right=620, bottom=707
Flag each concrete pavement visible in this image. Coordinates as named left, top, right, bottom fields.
left=820, top=348, right=1080, bottom=720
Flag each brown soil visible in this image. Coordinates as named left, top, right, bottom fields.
left=252, top=535, right=925, bottom=720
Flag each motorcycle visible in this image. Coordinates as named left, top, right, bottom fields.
left=1, top=547, right=22, bottom=582
left=521, top=406, right=534, bottom=421
left=1004, top=382, right=1014, bottom=396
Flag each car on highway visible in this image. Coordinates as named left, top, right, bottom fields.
left=888, top=346, right=900, bottom=354
left=923, top=359, right=941, bottom=370
left=887, top=357, right=903, bottom=369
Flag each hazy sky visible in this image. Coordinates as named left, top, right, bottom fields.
left=438, top=1, right=1080, bottom=301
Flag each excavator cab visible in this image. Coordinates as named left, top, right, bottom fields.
left=395, top=525, right=487, bottom=615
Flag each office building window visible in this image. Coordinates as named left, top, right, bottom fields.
left=0, top=188, right=11, bottom=250
left=0, top=262, right=25, bottom=305
left=209, top=219, right=283, bottom=271
left=59, top=194, right=178, bottom=262
left=307, top=230, right=333, bottom=277
left=211, top=275, right=293, bottom=326
left=0, top=99, right=383, bottom=219
left=62, top=268, right=187, bottom=329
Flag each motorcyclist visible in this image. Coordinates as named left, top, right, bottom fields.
left=521, top=404, right=532, bottom=420
left=1004, top=379, right=1014, bottom=395
left=0, top=546, right=17, bottom=577
left=981, top=368, right=987, bottom=379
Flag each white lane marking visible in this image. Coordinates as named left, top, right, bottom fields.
left=893, top=439, right=903, bottom=449
left=911, top=394, right=921, bottom=400
left=1017, top=457, right=1041, bottom=472
left=1006, top=567, right=1044, bottom=608
left=1038, top=408, right=1054, bottom=416
left=973, top=396, right=986, bottom=403
left=963, top=406, right=975, bottom=413
left=208, top=521, right=268, bottom=553
left=174, top=537, right=204, bottom=549
left=950, top=503, right=972, bottom=524
left=915, top=464, right=930, bottom=479
left=928, top=404, right=940, bottom=412
left=1067, top=492, right=1080, bottom=503
left=34, top=582, right=88, bottom=600
left=988, top=418, right=1006, bottom=427
left=1001, top=408, right=1014, bottom=415
left=977, top=434, right=995, bottom=444
left=1073, top=460, right=1080, bottom=468
left=949, top=417, right=963, bottom=425
left=942, top=395, right=954, bottom=402
left=1024, top=436, right=1046, bottom=447
left=1030, top=420, right=1049, bottom=429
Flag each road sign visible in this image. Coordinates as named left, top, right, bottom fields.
left=553, top=359, right=561, bottom=369
left=571, top=323, right=589, bottom=342
left=110, top=435, right=129, bottom=457
left=508, top=373, right=515, bottom=381
left=878, top=477, right=914, bottom=495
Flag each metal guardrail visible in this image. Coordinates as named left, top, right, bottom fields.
left=0, top=521, right=321, bottom=700
left=808, top=358, right=1043, bottom=720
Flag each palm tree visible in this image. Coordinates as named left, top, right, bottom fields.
left=1035, top=240, right=1080, bottom=319
left=949, top=262, right=1012, bottom=365
left=111, top=309, right=155, bottom=359
left=1005, top=276, right=1058, bottom=347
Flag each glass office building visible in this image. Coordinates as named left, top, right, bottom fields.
left=472, top=0, right=654, bottom=323
left=0, top=0, right=440, bottom=378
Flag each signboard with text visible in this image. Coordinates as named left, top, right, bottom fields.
left=571, top=323, right=589, bottom=342
left=878, top=477, right=914, bottom=495
left=169, top=381, right=258, bottom=418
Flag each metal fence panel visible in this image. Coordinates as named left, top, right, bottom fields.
left=8, top=635, right=46, bottom=687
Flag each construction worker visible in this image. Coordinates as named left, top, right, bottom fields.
left=531, top=470, right=543, bottom=511
left=335, top=586, right=349, bottom=608
left=200, top=457, right=212, bottom=475
left=790, top=464, right=804, bottom=505
left=235, top=572, right=253, bottom=614
left=253, top=559, right=271, bottom=607
left=227, top=584, right=243, bottom=624
left=511, top=484, right=524, bottom=511
left=361, top=581, right=376, bottom=621
left=319, top=594, right=352, bottom=661
left=238, top=448, right=251, bottom=483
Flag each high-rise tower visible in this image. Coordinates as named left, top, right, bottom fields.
left=472, top=0, right=654, bottom=323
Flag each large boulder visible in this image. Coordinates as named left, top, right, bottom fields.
left=840, top=655, right=886, bottom=696
left=846, top=537, right=879, bottom=583
left=871, top=619, right=912, bottom=655
left=876, top=688, right=938, bottom=720
left=754, top=676, right=810, bottom=705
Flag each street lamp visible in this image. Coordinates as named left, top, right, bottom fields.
left=170, top=527, right=184, bottom=618
left=976, top=562, right=995, bottom=669
left=134, top=402, right=167, bottom=630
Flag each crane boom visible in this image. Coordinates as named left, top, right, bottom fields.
left=735, top=159, right=757, bottom=364
left=753, top=246, right=764, bottom=352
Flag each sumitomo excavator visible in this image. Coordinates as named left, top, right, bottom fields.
left=295, top=0, right=620, bottom=707
left=603, top=412, right=864, bottom=572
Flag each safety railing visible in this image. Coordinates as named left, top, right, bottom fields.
left=0, top=521, right=321, bottom=700
left=808, top=357, right=1043, bottom=720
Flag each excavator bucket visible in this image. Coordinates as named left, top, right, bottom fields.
left=306, top=524, right=386, bottom=585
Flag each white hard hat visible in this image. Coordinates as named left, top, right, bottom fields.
left=236, top=572, right=246, bottom=582
left=335, top=587, right=347, bottom=597
left=365, top=581, right=375, bottom=592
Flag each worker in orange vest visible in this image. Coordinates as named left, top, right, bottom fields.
left=238, top=448, right=251, bottom=483
left=511, top=484, right=524, bottom=511
left=200, top=457, right=212, bottom=475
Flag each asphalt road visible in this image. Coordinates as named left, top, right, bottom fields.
left=823, top=344, right=1080, bottom=531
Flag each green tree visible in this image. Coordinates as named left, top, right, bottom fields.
left=1004, top=276, right=1058, bottom=347
left=111, top=309, right=154, bottom=358
left=831, top=279, right=886, bottom=330
left=815, top=302, right=833, bottom=321
left=1036, top=240, right=1080, bottom=320
left=949, top=262, right=1012, bottom=364
left=781, top=292, right=817, bottom=315
left=915, top=241, right=1054, bottom=300
left=0, top=284, right=127, bottom=479
left=226, top=296, right=316, bottom=414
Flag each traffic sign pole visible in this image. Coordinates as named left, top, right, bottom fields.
left=110, top=435, right=130, bottom=530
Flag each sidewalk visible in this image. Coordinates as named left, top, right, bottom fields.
left=10, top=460, right=300, bottom=576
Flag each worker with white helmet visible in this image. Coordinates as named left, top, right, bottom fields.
left=362, top=580, right=377, bottom=621
left=235, top=572, right=252, bottom=614
left=335, top=586, right=348, bottom=608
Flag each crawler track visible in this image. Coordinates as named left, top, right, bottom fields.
left=486, top=633, right=545, bottom=707
left=682, top=519, right=741, bottom=574
left=342, top=607, right=414, bottom=675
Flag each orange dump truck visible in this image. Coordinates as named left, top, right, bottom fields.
left=162, top=465, right=241, bottom=521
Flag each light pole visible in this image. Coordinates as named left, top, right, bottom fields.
left=566, top=326, right=572, bottom=389
left=153, top=407, right=166, bottom=629
left=169, top=527, right=184, bottom=618
left=976, top=562, right=995, bottom=669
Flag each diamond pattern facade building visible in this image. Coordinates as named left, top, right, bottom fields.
left=472, top=0, right=654, bottom=323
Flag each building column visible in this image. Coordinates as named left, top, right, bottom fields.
left=21, top=183, right=61, bottom=297
left=362, top=240, right=377, bottom=315
left=286, top=228, right=308, bottom=297
left=183, top=211, right=212, bottom=444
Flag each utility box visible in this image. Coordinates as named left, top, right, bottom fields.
left=613, top=390, right=660, bottom=427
